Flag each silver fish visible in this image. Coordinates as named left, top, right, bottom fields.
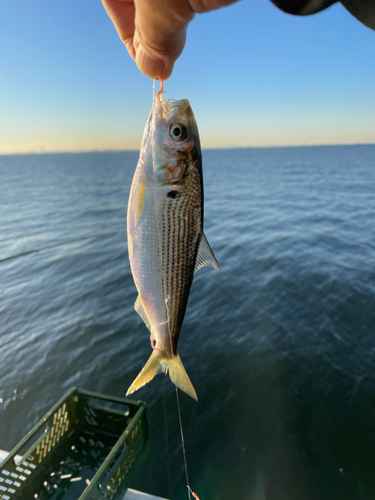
left=126, top=91, right=220, bottom=401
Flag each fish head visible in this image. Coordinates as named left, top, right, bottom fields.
left=145, top=92, right=202, bottom=186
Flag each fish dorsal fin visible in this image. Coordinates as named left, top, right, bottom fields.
left=194, top=232, right=221, bottom=273
left=135, top=296, right=152, bottom=332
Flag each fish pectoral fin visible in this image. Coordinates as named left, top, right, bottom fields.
left=167, top=354, right=198, bottom=401
left=126, top=350, right=162, bottom=396
left=134, top=296, right=152, bottom=332
left=194, top=232, right=221, bottom=273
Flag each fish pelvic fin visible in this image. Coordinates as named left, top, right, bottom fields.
left=126, top=351, right=198, bottom=401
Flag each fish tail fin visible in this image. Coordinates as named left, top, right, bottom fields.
left=126, top=350, right=161, bottom=397
left=126, top=351, right=198, bottom=401
left=167, top=354, right=198, bottom=401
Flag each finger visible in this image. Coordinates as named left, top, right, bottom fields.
left=102, top=0, right=136, bottom=59
left=133, top=0, right=194, bottom=79
left=133, top=0, right=237, bottom=80
left=103, top=0, right=239, bottom=80
left=134, top=0, right=240, bottom=78
left=102, top=0, right=181, bottom=79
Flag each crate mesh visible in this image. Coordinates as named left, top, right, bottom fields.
left=0, top=389, right=148, bottom=500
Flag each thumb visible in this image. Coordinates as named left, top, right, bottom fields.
left=103, top=0, right=237, bottom=80
left=133, top=0, right=194, bottom=79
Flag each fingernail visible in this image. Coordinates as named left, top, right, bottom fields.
left=136, top=45, right=165, bottom=79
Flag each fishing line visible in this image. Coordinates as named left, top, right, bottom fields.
left=0, top=232, right=121, bottom=263
left=153, top=78, right=164, bottom=96
left=175, top=386, right=200, bottom=500
left=176, top=386, right=191, bottom=500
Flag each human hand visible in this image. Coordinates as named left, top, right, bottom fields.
left=102, top=0, right=238, bottom=80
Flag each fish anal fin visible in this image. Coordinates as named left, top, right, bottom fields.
left=126, top=350, right=161, bottom=396
left=135, top=295, right=151, bottom=332
left=167, top=354, right=198, bottom=401
left=194, top=232, right=220, bottom=273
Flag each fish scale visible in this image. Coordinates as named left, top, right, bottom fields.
left=160, top=171, right=202, bottom=355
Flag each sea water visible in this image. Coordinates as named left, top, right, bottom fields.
left=1, top=146, right=375, bottom=500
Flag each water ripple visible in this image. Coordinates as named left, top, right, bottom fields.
left=1, top=147, right=375, bottom=499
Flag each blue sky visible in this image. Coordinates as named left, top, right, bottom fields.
left=0, top=0, right=374, bottom=153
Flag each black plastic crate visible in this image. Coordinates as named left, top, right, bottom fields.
left=0, top=388, right=149, bottom=500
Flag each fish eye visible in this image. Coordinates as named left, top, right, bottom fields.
left=170, top=123, right=188, bottom=142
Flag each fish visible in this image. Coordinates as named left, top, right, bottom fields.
left=126, top=89, right=220, bottom=401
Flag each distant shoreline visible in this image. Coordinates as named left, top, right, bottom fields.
left=1, top=143, right=375, bottom=157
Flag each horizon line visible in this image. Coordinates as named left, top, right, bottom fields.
left=0, top=142, right=374, bottom=156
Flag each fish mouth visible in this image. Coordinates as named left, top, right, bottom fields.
left=155, top=91, right=190, bottom=110
left=154, top=93, right=191, bottom=124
